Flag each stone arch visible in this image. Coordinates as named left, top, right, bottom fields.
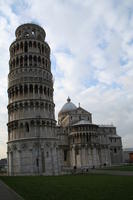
left=47, top=88, right=49, bottom=96
left=42, top=57, right=44, bottom=66
left=20, top=42, right=23, bottom=50
left=13, top=46, right=15, bottom=54
left=35, top=101, right=39, bottom=107
left=30, top=120, right=35, bottom=126
left=44, top=86, right=46, bottom=95
left=45, top=46, right=47, bottom=54
left=38, top=56, right=41, bottom=65
left=36, top=120, right=40, bottom=126
left=42, top=120, right=45, bottom=126
left=25, top=122, right=29, bottom=132
left=13, top=59, right=15, bottom=68
left=20, top=123, right=23, bottom=129
left=20, top=56, right=23, bottom=66
left=15, top=86, right=18, bottom=96
left=29, top=41, right=32, bottom=48
left=40, top=102, right=44, bottom=108
left=38, top=42, right=41, bottom=53
left=42, top=44, right=44, bottom=54
left=45, top=59, right=48, bottom=69
left=24, top=84, right=28, bottom=94
left=45, top=103, right=48, bottom=110
left=16, top=43, right=19, bottom=51
left=29, top=55, right=32, bottom=66
left=49, top=104, right=51, bottom=111
left=16, top=56, right=19, bottom=66
left=35, top=84, right=38, bottom=94
left=39, top=85, right=43, bottom=94
left=29, top=84, right=33, bottom=93
left=33, top=41, right=36, bottom=48
left=14, top=44, right=17, bottom=54
left=33, top=55, right=37, bottom=65
left=30, top=101, right=34, bottom=107
left=19, top=102, right=23, bottom=109
left=24, top=55, right=28, bottom=66
left=19, top=85, right=23, bottom=94
left=24, top=101, right=28, bottom=108
left=14, top=103, right=18, bottom=110
left=24, top=41, right=28, bottom=53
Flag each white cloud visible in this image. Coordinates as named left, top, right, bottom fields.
left=0, top=0, right=133, bottom=158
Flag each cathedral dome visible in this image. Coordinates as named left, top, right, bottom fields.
left=59, top=97, right=77, bottom=114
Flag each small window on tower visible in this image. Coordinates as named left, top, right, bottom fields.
left=25, top=123, right=29, bottom=132
left=87, top=134, right=89, bottom=142
left=73, top=137, right=74, bottom=144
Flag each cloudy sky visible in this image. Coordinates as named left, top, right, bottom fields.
left=0, top=0, right=133, bottom=158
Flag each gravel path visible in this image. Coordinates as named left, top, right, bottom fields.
left=0, top=180, right=24, bottom=200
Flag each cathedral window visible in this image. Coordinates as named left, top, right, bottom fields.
left=36, top=158, right=39, bottom=167
left=64, top=150, right=67, bottom=161
left=114, top=148, right=117, bottom=153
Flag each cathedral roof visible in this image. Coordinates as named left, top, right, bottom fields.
left=73, top=120, right=91, bottom=126
left=72, top=120, right=97, bottom=126
left=59, top=97, right=77, bottom=114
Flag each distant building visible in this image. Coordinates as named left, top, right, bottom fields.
left=123, top=148, right=133, bottom=163
left=7, top=23, right=123, bottom=176
left=0, top=158, right=7, bottom=172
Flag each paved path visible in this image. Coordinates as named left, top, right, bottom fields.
left=88, top=169, right=133, bottom=176
left=0, top=180, right=24, bottom=200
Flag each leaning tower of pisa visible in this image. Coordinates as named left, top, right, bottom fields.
left=7, top=23, right=60, bottom=175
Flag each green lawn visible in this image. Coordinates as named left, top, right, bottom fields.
left=100, top=165, right=133, bottom=171
left=1, top=175, right=133, bottom=200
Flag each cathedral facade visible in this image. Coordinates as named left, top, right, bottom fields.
left=7, top=23, right=123, bottom=175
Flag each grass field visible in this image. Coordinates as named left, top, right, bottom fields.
left=1, top=175, right=133, bottom=200
left=100, top=165, right=133, bottom=171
